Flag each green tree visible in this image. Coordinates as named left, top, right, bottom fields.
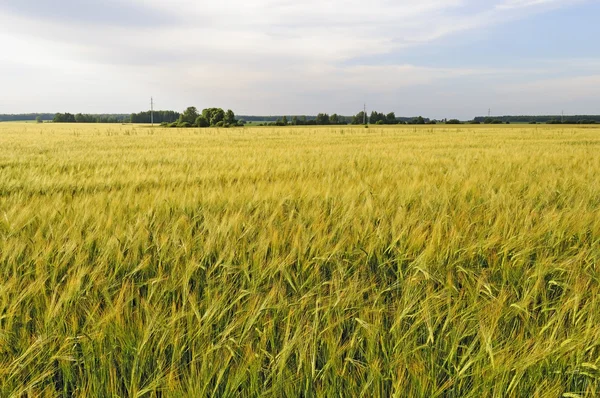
left=352, top=111, right=367, bottom=125
left=209, top=109, right=225, bottom=126
left=412, top=116, right=425, bottom=125
left=36, top=116, right=43, bottom=124
left=224, top=109, right=235, bottom=125
left=180, top=107, right=199, bottom=124
left=386, top=112, right=396, bottom=124
left=291, top=116, right=298, bottom=125
left=370, top=111, right=386, bottom=124
left=315, top=113, right=330, bottom=125
left=53, top=113, right=76, bottom=123
left=330, top=114, right=339, bottom=125
left=201, top=109, right=212, bottom=121
left=282, top=116, right=288, bottom=125
left=195, top=116, right=210, bottom=127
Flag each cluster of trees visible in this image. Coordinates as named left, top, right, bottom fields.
left=52, top=113, right=76, bottom=123
left=352, top=112, right=433, bottom=125
left=367, top=114, right=437, bottom=125
left=260, top=115, right=349, bottom=126
left=52, top=113, right=129, bottom=123
left=367, top=111, right=398, bottom=125
left=483, top=118, right=506, bottom=124
left=405, top=116, right=431, bottom=125
left=76, top=114, right=129, bottom=123
left=130, top=110, right=180, bottom=124
left=269, top=114, right=351, bottom=126
left=162, top=107, right=244, bottom=128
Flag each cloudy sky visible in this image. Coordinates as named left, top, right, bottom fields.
left=1, top=0, right=598, bottom=119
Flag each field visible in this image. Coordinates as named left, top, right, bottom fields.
left=1, top=122, right=599, bottom=397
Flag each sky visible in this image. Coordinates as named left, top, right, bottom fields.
left=1, top=0, right=599, bottom=119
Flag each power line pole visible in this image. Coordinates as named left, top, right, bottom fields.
left=151, top=97, right=154, bottom=127
left=363, top=103, right=367, bottom=125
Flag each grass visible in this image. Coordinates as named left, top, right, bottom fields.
left=0, top=122, right=599, bottom=397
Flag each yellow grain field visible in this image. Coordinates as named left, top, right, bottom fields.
left=1, top=122, right=599, bottom=396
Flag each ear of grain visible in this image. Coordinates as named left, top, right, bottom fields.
left=0, top=123, right=599, bottom=396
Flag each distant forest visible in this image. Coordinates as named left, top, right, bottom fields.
left=0, top=113, right=56, bottom=122
left=52, top=113, right=131, bottom=123
left=241, top=113, right=431, bottom=125
left=473, top=115, right=600, bottom=124
left=0, top=111, right=432, bottom=125
left=0, top=113, right=130, bottom=123
left=2, top=112, right=599, bottom=125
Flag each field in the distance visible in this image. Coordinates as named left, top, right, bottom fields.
left=1, top=123, right=599, bottom=397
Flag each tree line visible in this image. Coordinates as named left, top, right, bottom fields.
left=0, top=113, right=55, bottom=122
left=6, top=112, right=599, bottom=125
left=49, top=107, right=242, bottom=127
left=260, top=112, right=433, bottom=126
left=473, top=115, right=600, bottom=124
left=48, top=110, right=433, bottom=126
left=53, top=113, right=130, bottom=123
left=52, top=112, right=175, bottom=124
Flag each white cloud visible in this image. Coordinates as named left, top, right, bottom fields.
left=496, top=0, right=583, bottom=9
left=0, top=0, right=595, bottom=116
left=496, top=74, right=600, bottom=98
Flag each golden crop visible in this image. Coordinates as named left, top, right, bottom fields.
left=1, top=122, right=599, bottom=396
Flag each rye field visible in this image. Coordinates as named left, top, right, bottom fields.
left=1, top=122, right=599, bottom=397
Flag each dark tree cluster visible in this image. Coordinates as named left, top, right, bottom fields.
left=312, top=113, right=347, bottom=125
left=483, top=118, right=505, bottom=124
left=351, top=111, right=368, bottom=125
left=130, top=110, right=180, bottom=124
left=162, top=107, right=244, bottom=128
left=75, top=114, right=129, bottom=123
left=368, top=111, right=399, bottom=125
left=53, top=113, right=76, bottom=123
left=53, top=113, right=129, bottom=123
left=348, top=111, right=432, bottom=125
left=407, top=116, right=427, bottom=125
left=264, top=114, right=351, bottom=126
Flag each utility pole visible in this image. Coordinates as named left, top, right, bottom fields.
left=151, top=97, right=154, bottom=127
left=363, top=103, right=367, bottom=125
